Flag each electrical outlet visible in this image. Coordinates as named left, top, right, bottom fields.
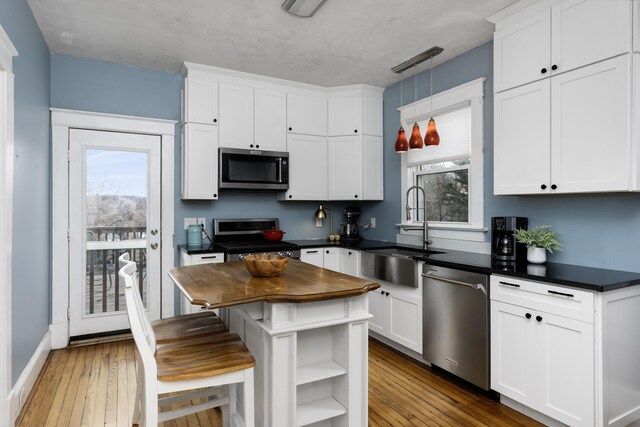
left=370, top=217, right=376, bottom=228
left=184, top=217, right=197, bottom=230
left=197, top=218, right=206, bottom=230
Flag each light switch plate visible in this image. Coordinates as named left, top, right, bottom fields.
left=184, top=217, right=197, bottom=230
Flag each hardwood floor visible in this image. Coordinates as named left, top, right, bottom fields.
left=16, top=338, right=542, bottom=426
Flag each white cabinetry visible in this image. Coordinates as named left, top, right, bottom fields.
left=338, top=248, right=359, bottom=277
left=491, top=0, right=637, bottom=195
left=286, top=92, right=327, bottom=137
left=300, top=247, right=340, bottom=272
left=219, top=82, right=254, bottom=149
left=179, top=249, right=224, bottom=315
left=494, top=0, right=631, bottom=93
left=254, top=88, right=287, bottom=151
left=491, top=275, right=640, bottom=427
left=181, top=123, right=219, bottom=200
left=299, top=248, right=324, bottom=268
left=328, top=97, right=361, bottom=136
left=328, top=136, right=362, bottom=200
left=365, top=278, right=422, bottom=353
left=181, top=76, right=218, bottom=125
left=279, top=134, right=328, bottom=201
left=362, top=135, right=384, bottom=200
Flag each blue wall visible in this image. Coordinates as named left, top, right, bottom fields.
left=367, top=41, right=640, bottom=273
left=0, top=0, right=51, bottom=383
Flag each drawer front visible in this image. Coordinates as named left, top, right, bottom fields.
left=490, top=275, right=594, bottom=323
left=192, top=253, right=224, bottom=264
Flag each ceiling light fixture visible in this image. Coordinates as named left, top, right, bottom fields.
left=394, top=70, right=408, bottom=153
left=281, top=0, right=328, bottom=17
left=408, top=64, right=423, bottom=150
left=425, top=54, right=440, bottom=146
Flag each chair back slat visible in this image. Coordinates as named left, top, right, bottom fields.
left=118, top=253, right=157, bottom=355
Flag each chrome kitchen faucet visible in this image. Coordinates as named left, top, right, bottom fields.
left=405, top=185, right=432, bottom=250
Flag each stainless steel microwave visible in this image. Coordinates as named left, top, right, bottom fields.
left=219, top=148, right=289, bottom=191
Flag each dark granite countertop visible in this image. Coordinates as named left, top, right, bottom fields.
left=177, top=243, right=227, bottom=254
left=178, top=239, right=640, bottom=292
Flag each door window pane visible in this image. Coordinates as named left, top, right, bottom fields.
left=84, top=149, right=148, bottom=315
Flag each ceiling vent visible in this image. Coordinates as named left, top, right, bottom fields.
left=281, top=0, right=328, bottom=17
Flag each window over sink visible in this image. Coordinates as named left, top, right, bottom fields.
left=399, top=77, right=485, bottom=242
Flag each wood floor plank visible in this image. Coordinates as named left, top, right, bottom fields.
left=16, top=337, right=545, bottom=427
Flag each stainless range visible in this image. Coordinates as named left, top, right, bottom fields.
left=213, top=218, right=300, bottom=261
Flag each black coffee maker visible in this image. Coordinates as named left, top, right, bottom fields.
left=340, top=206, right=362, bottom=241
left=491, top=217, right=528, bottom=263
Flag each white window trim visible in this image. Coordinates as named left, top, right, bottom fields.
left=0, top=24, right=17, bottom=427
left=397, top=77, right=486, bottom=244
left=50, top=109, right=176, bottom=349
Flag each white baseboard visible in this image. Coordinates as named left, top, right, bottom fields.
left=49, top=322, right=69, bottom=350
left=500, top=396, right=565, bottom=427
left=8, top=330, right=51, bottom=424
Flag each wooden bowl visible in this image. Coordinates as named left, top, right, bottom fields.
left=243, top=254, right=289, bottom=277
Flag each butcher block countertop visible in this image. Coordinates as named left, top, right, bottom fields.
left=168, top=259, right=380, bottom=309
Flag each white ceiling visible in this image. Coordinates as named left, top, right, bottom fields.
left=27, top=0, right=518, bottom=88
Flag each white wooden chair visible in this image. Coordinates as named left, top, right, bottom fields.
left=117, top=253, right=227, bottom=344
left=118, top=253, right=255, bottom=426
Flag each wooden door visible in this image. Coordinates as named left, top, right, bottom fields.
left=68, top=129, right=161, bottom=337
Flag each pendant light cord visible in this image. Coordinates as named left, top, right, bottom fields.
left=430, top=56, right=434, bottom=118
left=399, top=71, right=403, bottom=124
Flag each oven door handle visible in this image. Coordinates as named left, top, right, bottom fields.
left=422, top=273, right=487, bottom=296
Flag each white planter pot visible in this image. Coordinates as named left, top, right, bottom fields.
left=527, top=247, right=547, bottom=264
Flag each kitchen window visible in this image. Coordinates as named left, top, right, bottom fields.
left=399, top=77, right=485, bottom=243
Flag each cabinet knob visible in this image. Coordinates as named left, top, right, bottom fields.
left=256, top=144, right=260, bottom=148
left=250, top=144, right=254, bottom=148
left=541, top=68, right=548, bottom=74
left=541, top=184, right=547, bottom=190
left=289, top=195, right=292, bottom=199
left=326, top=250, right=329, bottom=254
left=213, top=118, right=217, bottom=123
left=551, top=184, right=557, bottom=190
left=213, top=193, right=218, bottom=198
left=551, top=64, right=558, bottom=71
left=525, top=313, right=532, bottom=319
left=288, top=127, right=292, bottom=131
left=355, top=195, right=358, bottom=199
left=348, top=251, right=352, bottom=255
left=536, top=315, right=543, bottom=322
left=354, top=129, right=358, bottom=133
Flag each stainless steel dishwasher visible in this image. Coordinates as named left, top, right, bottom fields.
left=422, top=264, right=490, bottom=390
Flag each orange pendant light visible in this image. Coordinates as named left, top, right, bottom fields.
left=409, top=123, right=423, bottom=149
left=425, top=118, right=440, bottom=146
left=395, top=126, right=408, bottom=152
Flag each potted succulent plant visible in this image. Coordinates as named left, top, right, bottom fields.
left=513, top=225, right=563, bottom=264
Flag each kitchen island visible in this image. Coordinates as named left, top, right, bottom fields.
left=169, top=259, right=380, bottom=427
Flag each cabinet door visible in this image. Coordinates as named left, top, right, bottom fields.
left=550, top=55, right=630, bottom=193
left=283, top=134, right=327, bottom=200
left=181, top=123, right=219, bottom=200
left=362, top=135, right=384, bottom=200
left=255, top=88, right=286, bottom=151
left=339, top=248, right=359, bottom=277
left=286, top=93, right=327, bottom=136
left=551, top=0, right=631, bottom=75
left=328, top=136, right=362, bottom=200
left=323, top=248, right=340, bottom=272
left=219, top=82, right=254, bottom=149
left=490, top=301, right=536, bottom=407
left=300, top=248, right=323, bottom=267
left=184, top=77, right=219, bottom=125
left=534, top=311, right=594, bottom=426
left=362, top=95, right=383, bottom=136
left=368, top=289, right=385, bottom=335
left=494, top=9, right=551, bottom=93
left=386, top=288, right=422, bottom=353
left=494, top=80, right=551, bottom=195
left=328, top=97, right=361, bottom=136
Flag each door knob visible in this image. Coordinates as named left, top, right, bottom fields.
left=151, top=243, right=158, bottom=250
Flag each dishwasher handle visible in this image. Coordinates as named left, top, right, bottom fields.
left=422, top=273, right=487, bottom=296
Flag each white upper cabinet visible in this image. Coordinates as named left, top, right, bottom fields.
left=328, top=135, right=363, bottom=200
left=279, top=133, right=328, bottom=201
left=254, top=88, right=287, bottom=152
left=494, top=0, right=632, bottom=93
left=182, top=76, right=219, bottom=125
left=181, top=123, right=218, bottom=200
left=219, top=82, right=254, bottom=149
left=362, top=135, right=384, bottom=200
left=494, top=9, right=551, bottom=93
left=362, top=95, right=384, bottom=136
left=286, top=92, right=327, bottom=136
left=328, top=97, right=361, bottom=136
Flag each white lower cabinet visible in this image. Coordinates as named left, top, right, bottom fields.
left=491, top=275, right=640, bottom=427
left=338, top=248, right=359, bottom=277
left=179, top=249, right=224, bottom=315
left=300, top=247, right=356, bottom=276
left=365, top=279, right=422, bottom=353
